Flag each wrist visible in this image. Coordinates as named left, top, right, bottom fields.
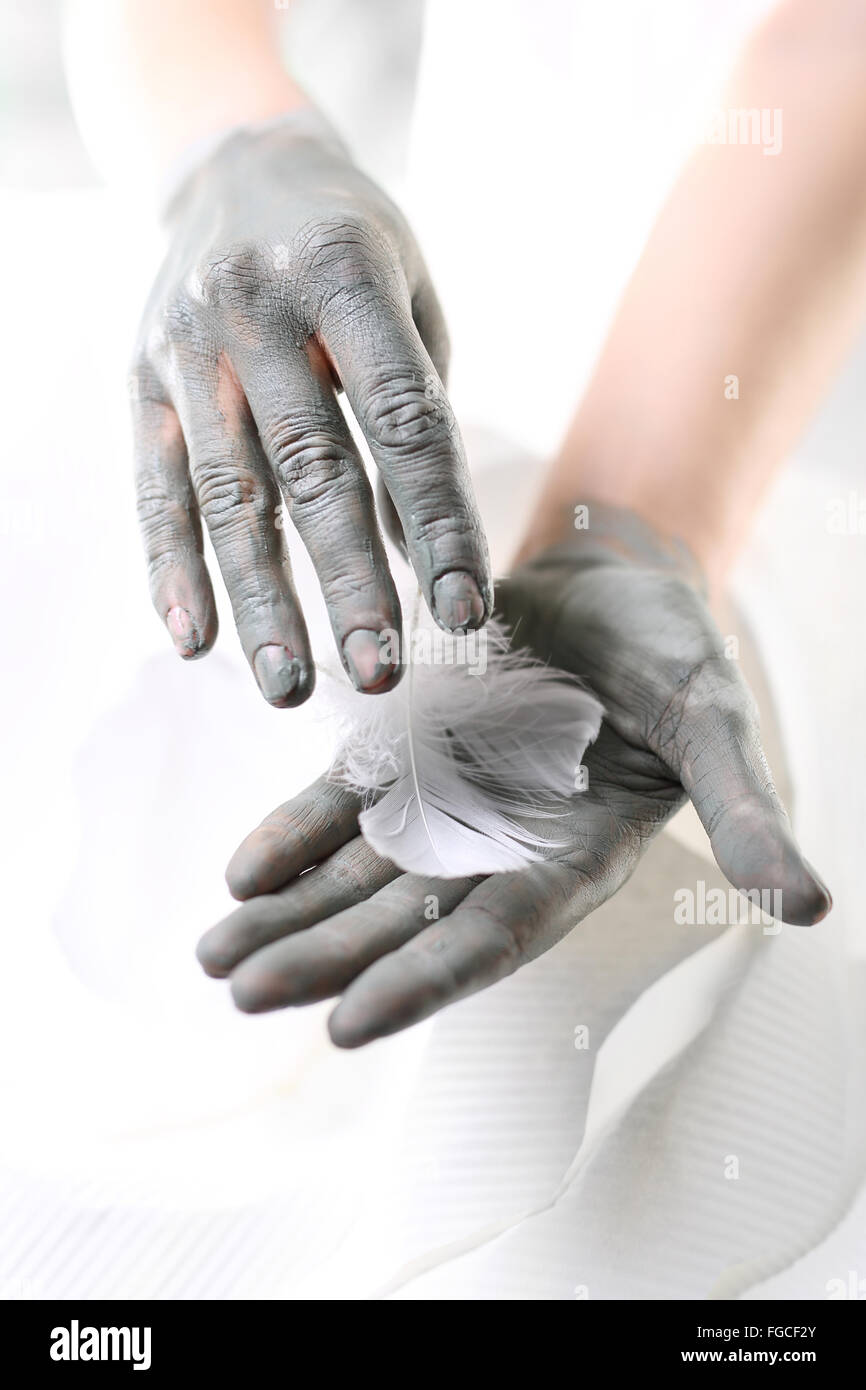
left=159, top=105, right=351, bottom=221
left=64, top=0, right=315, bottom=204
left=513, top=496, right=708, bottom=592
left=515, top=442, right=731, bottom=592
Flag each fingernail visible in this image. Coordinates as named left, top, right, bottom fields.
left=253, top=644, right=300, bottom=706
left=343, top=629, right=397, bottom=692
left=432, top=571, right=485, bottom=631
left=166, top=605, right=201, bottom=658
left=804, top=860, right=833, bottom=918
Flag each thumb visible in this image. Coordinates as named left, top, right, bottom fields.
left=674, top=678, right=831, bottom=926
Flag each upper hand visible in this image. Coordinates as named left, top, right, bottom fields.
left=130, top=116, right=491, bottom=706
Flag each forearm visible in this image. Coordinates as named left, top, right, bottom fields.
left=518, top=0, right=866, bottom=583
left=63, top=0, right=308, bottom=189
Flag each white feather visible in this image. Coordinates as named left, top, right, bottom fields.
left=326, top=618, right=603, bottom=878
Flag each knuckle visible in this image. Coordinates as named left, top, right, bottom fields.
left=309, top=920, right=355, bottom=966
left=135, top=487, right=165, bottom=529
left=232, top=594, right=275, bottom=631
left=362, top=370, right=455, bottom=456
left=482, top=912, right=525, bottom=975
left=266, top=816, right=314, bottom=865
left=330, top=843, right=383, bottom=899
left=328, top=862, right=367, bottom=902
left=683, top=662, right=753, bottom=729
left=161, top=296, right=198, bottom=347
left=263, top=417, right=352, bottom=506
left=410, top=512, right=477, bottom=554
left=289, top=453, right=352, bottom=510
left=126, top=354, right=163, bottom=409
left=301, top=215, right=384, bottom=286
left=145, top=547, right=182, bottom=588
left=135, top=480, right=182, bottom=530
left=233, top=899, right=284, bottom=943
left=300, top=217, right=394, bottom=325
left=323, top=568, right=377, bottom=604
left=196, top=244, right=269, bottom=310
left=139, top=300, right=191, bottom=364
left=195, top=460, right=272, bottom=528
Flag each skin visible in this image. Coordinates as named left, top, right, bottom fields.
left=64, top=0, right=856, bottom=1037
left=197, top=503, right=830, bottom=1048
left=129, top=120, right=490, bottom=706
left=521, top=0, right=866, bottom=588
left=67, top=0, right=866, bottom=689
left=68, top=3, right=490, bottom=700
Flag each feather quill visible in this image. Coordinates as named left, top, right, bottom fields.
left=328, top=618, right=603, bottom=878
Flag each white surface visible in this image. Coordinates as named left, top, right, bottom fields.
left=1, top=0, right=864, bottom=1301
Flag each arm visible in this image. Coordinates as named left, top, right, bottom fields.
left=64, top=0, right=491, bottom=705
left=519, top=0, right=866, bottom=585
left=64, top=0, right=307, bottom=194
left=198, top=1, right=856, bottom=1044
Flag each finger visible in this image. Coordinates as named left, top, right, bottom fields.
left=319, top=259, right=492, bottom=633
left=328, top=857, right=608, bottom=1048
left=369, top=275, right=449, bottom=562
left=173, top=356, right=314, bottom=707
left=130, top=375, right=217, bottom=658
left=666, top=664, right=831, bottom=926
left=225, top=775, right=362, bottom=899
left=236, top=342, right=403, bottom=692
left=410, top=275, right=451, bottom=384
left=375, top=474, right=407, bottom=561
left=200, top=834, right=400, bottom=979
left=228, top=874, right=476, bottom=1012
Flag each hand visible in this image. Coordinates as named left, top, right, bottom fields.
left=197, top=504, right=831, bottom=1046
left=130, top=114, right=491, bottom=706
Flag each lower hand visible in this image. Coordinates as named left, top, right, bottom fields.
left=197, top=504, right=830, bottom=1046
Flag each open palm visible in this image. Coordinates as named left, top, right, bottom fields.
left=197, top=508, right=830, bottom=1046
